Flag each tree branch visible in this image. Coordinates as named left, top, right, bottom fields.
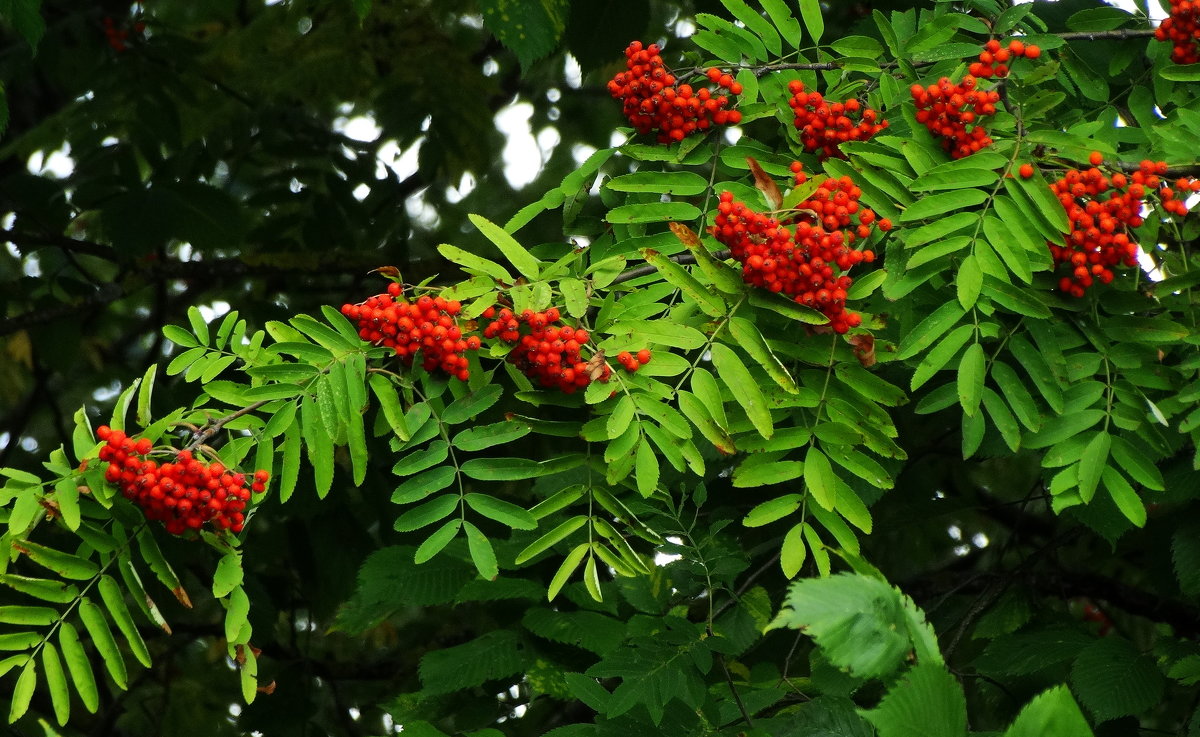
left=610, top=249, right=732, bottom=286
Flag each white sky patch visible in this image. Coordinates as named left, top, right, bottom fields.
left=563, top=54, right=583, bottom=89
left=1013, top=0, right=1167, bottom=18
left=377, top=137, right=423, bottom=182
left=654, top=535, right=685, bottom=566
left=446, top=172, right=477, bottom=204
left=27, top=144, right=75, bottom=179
left=496, top=102, right=545, bottom=189
left=335, top=114, right=382, bottom=143
left=198, top=301, right=232, bottom=323
left=572, top=144, right=597, bottom=165
left=352, top=183, right=371, bottom=201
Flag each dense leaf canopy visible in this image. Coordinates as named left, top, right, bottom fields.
left=3, top=0, right=1200, bottom=736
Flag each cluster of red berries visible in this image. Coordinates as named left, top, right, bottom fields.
left=911, top=75, right=1002, bottom=159
left=1155, top=0, right=1200, bottom=64
left=607, top=41, right=742, bottom=143
left=341, top=283, right=480, bottom=381
left=711, top=164, right=886, bottom=333
left=102, top=16, right=144, bottom=52
left=617, top=350, right=652, bottom=373
left=786, top=81, right=888, bottom=160
left=1048, top=153, right=1199, bottom=296
left=484, top=307, right=616, bottom=393
left=968, top=38, right=1041, bottom=78
left=97, top=426, right=266, bottom=535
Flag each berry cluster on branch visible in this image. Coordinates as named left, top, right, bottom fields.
left=1049, top=153, right=1200, bottom=296
left=786, top=80, right=888, bottom=160
left=912, top=75, right=1001, bottom=159
left=608, top=41, right=742, bottom=143
left=484, top=306, right=631, bottom=393
left=97, top=426, right=267, bottom=535
left=341, top=283, right=479, bottom=381
left=1155, top=0, right=1200, bottom=64
left=711, top=163, right=884, bottom=333
left=968, top=38, right=1041, bottom=78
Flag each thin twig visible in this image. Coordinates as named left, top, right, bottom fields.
left=610, top=249, right=732, bottom=285
left=185, top=400, right=271, bottom=452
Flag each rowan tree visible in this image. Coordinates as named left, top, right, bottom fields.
left=3, top=1, right=1200, bottom=736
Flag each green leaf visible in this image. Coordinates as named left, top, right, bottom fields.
left=582, top=553, right=602, bottom=602
left=1007, top=171, right=1070, bottom=235
left=516, top=515, right=589, bottom=564
left=957, top=254, right=982, bottom=309
left=733, top=459, right=804, bottom=487
left=14, top=539, right=99, bottom=580
left=911, top=324, right=974, bottom=391
left=710, top=343, right=773, bottom=438
left=464, top=493, right=537, bottom=530
left=8, top=658, right=36, bottom=724
left=437, top=243, right=513, bottom=282
left=0, top=574, right=80, bottom=603
left=414, top=520, right=461, bottom=564
left=721, top=0, right=782, bottom=54
left=748, top=290, right=829, bottom=323
left=0, top=605, right=57, bottom=626
left=478, top=0, right=566, bottom=69
left=301, top=394, right=334, bottom=499
left=1161, top=64, right=1200, bottom=82
left=607, top=171, right=709, bottom=195
left=678, top=390, right=736, bottom=454
left=212, top=553, right=243, bottom=598
left=392, top=466, right=457, bottom=505
left=602, top=319, right=707, bottom=350
left=460, top=455, right=581, bottom=480
left=780, top=523, right=807, bottom=578
left=642, top=249, right=726, bottom=318
left=469, top=213, right=540, bottom=280
left=1109, top=437, right=1164, bottom=490
left=798, top=0, right=823, bottom=41
left=902, top=212, right=976, bottom=248
left=762, top=0, right=801, bottom=47
left=1076, top=431, right=1110, bottom=503
left=136, top=528, right=188, bottom=606
left=982, top=387, right=1021, bottom=452
left=1071, top=637, right=1163, bottom=722
left=896, top=302, right=964, bottom=360
left=1003, top=686, right=1094, bottom=737
left=59, top=622, right=99, bottom=713
left=97, top=575, right=151, bottom=668
left=187, top=305, right=210, bottom=346
left=42, top=642, right=70, bottom=726
left=1103, top=466, right=1145, bottom=527
left=451, top=420, right=532, bottom=451
left=744, top=494, right=803, bottom=527
left=957, top=342, right=985, bottom=417
left=79, top=597, right=128, bottom=689
left=1007, top=335, right=1064, bottom=414
left=728, top=317, right=797, bottom=392
left=224, top=586, right=250, bottom=644
left=605, top=202, right=702, bottom=224
left=981, top=277, right=1052, bottom=318
left=900, top=189, right=988, bottom=222
left=804, top=447, right=837, bottom=511
left=635, top=440, right=659, bottom=497
left=772, top=573, right=913, bottom=678
left=395, top=495, right=460, bottom=532
left=548, top=543, right=589, bottom=601
left=864, top=663, right=967, bottom=737
left=464, top=521, right=499, bottom=580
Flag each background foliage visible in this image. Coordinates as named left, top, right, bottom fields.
left=3, top=0, right=1200, bottom=736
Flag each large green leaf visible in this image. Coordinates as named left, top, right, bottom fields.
left=864, top=663, right=967, bottom=737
